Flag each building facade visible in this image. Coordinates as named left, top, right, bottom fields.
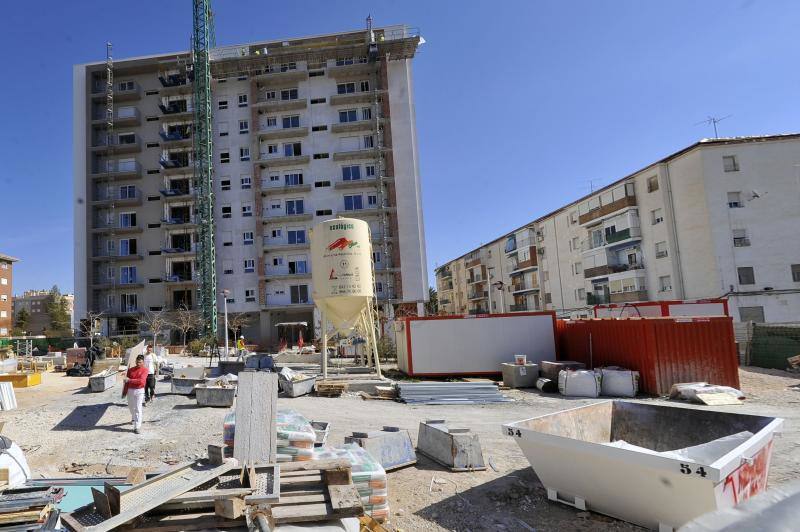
left=0, top=254, right=18, bottom=336
left=437, top=135, right=800, bottom=323
left=74, top=25, right=428, bottom=346
left=12, top=290, right=75, bottom=336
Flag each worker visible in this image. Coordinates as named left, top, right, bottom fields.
left=143, top=345, right=159, bottom=405
left=123, top=355, right=148, bottom=434
left=237, top=336, right=246, bottom=360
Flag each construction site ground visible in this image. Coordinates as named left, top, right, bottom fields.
left=3, top=359, right=799, bottom=531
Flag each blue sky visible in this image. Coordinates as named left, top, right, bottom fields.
left=1, top=0, right=799, bottom=295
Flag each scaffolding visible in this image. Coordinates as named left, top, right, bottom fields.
left=192, top=0, right=218, bottom=339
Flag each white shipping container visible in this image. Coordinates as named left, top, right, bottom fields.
left=394, top=313, right=557, bottom=376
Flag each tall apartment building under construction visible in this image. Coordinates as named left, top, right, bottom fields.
left=73, top=23, right=428, bottom=347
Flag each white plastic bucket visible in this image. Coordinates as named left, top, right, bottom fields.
left=514, top=354, right=527, bottom=365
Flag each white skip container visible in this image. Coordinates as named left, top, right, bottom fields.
left=503, top=401, right=783, bottom=531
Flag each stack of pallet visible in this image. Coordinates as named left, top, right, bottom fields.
left=0, top=486, right=64, bottom=530
left=315, top=380, right=348, bottom=397
left=396, top=382, right=510, bottom=405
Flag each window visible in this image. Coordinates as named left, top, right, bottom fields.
left=337, top=82, right=356, bottom=94
left=273, top=257, right=284, bottom=266
left=310, top=98, right=326, bottom=104
left=0, top=278, right=6, bottom=286
left=573, top=262, right=582, bottom=275
left=243, top=232, right=254, bottom=245
left=571, top=236, right=580, bottom=251
left=120, top=266, right=137, bottom=284
left=221, top=179, right=231, bottom=191
left=792, top=264, right=800, bottom=282
left=727, top=191, right=742, bottom=208
left=733, top=229, right=750, bottom=247
left=290, top=285, right=309, bottom=304
left=119, top=212, right=136, bottom=228
left=575, top=288, right=585, bottom=301
left=226, top=296, right=236, bottom=304
left=723, top=155, right=739, bottom=172
left=739, top=306, right=765, bottom=323
left=267, top=144, right=278, bottom=154
left=263, top=90, right=276, bottom=101
left=288, top=258, right=308, bottom=274
left=367, top=194, right=377, bottom=206
left=309, top=71, right=324, bottom=78
left=342, top=165, right=361, bottom=181
left=283, top=143, right=302, bottom=156
left=569, top=211, right=578, bottom=224
left=286, top=199, right=304, bottom=215
left=244, top=259, right=255, bottom=273
left=120, top=293, right=138, bottom=313
left=375, top=282, right=383, bottom=293
left=282, top=115, right=300, bottom=128
left=362, top=135, right=374, bottom=149
left=655, top=241, right=668, bottom=259
left=120, top=238, right=137, bottom=255
left=288, top=229, right=306, bottom=244
left=372, top=251, right=381, bottom=263
left=118, top=80, right=134, bottom=91
left=238, top=94, right=248, bottom=107
left=316, top=209, right=333, bottom=216
left=280, top=62, right=296, bottom=72
left=737, top=266, right=755, bottom=285
left=315, top=180, right=331, bottom=188
left=242, top=204, right=253, bottom=217
left=239, top=120, right=249, bottom=134
left=280, top=88, right=299, bottom=101
left=339, top=109, right=358, bottom=123
left=271, top=229, right=282, bottom=238
left=241, top=175, right=252, bottom=189
left=218, top=122, right=229, bottom=137
left=220, top=151, right=230, bottom=164
left=118, top=133, right=136, bottom=145
left=344, top=194, right=363, bottom=211
left=360, top=80, right=370, bottom=92
left=245, top=289, right=256, bottom=302
left=218, top=99, right=228, bottom=110
left=361, top=108, right=372, bottom=121
left=119, top=185, right=136, bottom=199
left=266, top=117, right=277, bottom=128
left=659, top=275, right=672, bottom=292
left=313, top=153, right=329, bottom=159
left=240, top=147, right=250, bottom=161
left=544, top=293, right=552, bottom=304
left=647, top=176, right=659, bottom=193
left=221, top=231, right=233, bottom=247
left=651, top=208, right=664, bottom=225
left=285, top=173, right=303, bottom=186
left=312, top=125, right=328, bottom=132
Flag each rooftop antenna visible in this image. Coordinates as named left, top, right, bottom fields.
left=586, top=178, right=602, bottom=193
left=695, top=115, right=731, bottom=138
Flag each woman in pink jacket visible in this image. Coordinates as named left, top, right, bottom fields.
left=123, top=355, right=148, bottom=434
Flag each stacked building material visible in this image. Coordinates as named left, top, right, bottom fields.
left=396, top=382, right=510, bottom=405
left=223, top=409, right=318, bottom=462
left=0, top=486, right=63, bottom=529
left=314, top=444, right=389, bottom=521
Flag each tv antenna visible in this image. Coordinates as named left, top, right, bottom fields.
left=695, top=115, right=731, bottom=138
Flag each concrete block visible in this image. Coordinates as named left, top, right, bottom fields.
left=417, top=420, right=486, bottom=471
left=501, top=363, right=539, bottom=388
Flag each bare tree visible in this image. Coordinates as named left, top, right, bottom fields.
left=172, top=305, right=201, bottom=349
left=137, top=309, right=173, bottom=347
left=227, top=312, right=254, bottom=343
left=81, top=311, right=105, bottom=349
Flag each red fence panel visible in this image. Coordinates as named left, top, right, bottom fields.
left=557, top=317, right=740, bottom=395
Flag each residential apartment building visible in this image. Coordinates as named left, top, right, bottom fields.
left=437, top=134, right=800, bottom=323
left=0, top=254, right=18, bottom=336
left=13, top=290, right=75, bottom=335
left=74, top=25, right=428, bottom=346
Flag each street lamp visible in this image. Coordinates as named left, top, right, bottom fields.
left=220, top=290, right=230, bottom=358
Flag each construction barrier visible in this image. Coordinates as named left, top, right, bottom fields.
left=556, top=317, right=740, bottom=395
left=748, top=324, right=800, bottom=369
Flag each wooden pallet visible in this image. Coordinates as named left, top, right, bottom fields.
left=268, top=459, right=363, bottom=525
left=315, top=381, right=348, bottom=397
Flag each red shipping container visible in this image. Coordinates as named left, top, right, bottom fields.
left=556, top=317, right=740, bottom=396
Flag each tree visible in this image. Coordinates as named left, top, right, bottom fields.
left=81, top=311, right=104, bottom=349
left=172, top=305, right=201, bottom=348
left=14, top=308, right=30, bottom=333
left=227, top=313, right=254, bottom=342
left=425, top=286, right=439, bottom=316
left=137, top=309, right=173, bottom=347
left=46, top=286, right=72, bottom=336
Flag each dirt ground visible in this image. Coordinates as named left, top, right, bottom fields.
left=2, top=361, right=799, bottom=531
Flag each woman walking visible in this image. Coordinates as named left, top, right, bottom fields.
left=123, top=354, right=148, bottom=434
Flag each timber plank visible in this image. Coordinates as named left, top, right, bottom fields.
left=234, top=372, right=278, bottom=464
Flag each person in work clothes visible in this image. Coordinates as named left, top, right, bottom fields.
left=143, top=345, right=159, bottom=404
left=237, top=336, right=247, bottom=360
left=123, top=355, right=148, bottom=434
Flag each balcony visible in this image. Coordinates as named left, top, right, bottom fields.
left=582, top=227, right=642, bottom=253
left=333, top=177, right=389, bottom=190
left=159, top=130, right=192, bottom=148
left=327, top=60, right=378, bottom=79
left=610, top=290, right=648, bottom=304
left=579, top=193, right=637, bottom=225
left=158, top=102, right=193, bottom=121
left=467, top=274, right=486, bottom=285
left=329, top=90, right=386, bottom=106
left=586, top=293, right=609, bottom=305
left=91, top=161, right=142, bottom=180
left=511, top=281, right=539, bottom=294
left=468, top=308, right=489, bottom=315
left=374, top=263, right=400, bottom=273
left=92, top=277, right=144, bottom=289
left=437, top=267, right=452, bottom=279
left=159, top=156, right=192, bottom=175
left=257, top=126, right=309, bottom=141
left=332, top=147, right=385, bottom=162
left=263, top=238, right=310, bottom=251
left=91, top=222, right=142, bottom=234
left=264, top=267, right=312, bottom=280
left=584, top=262, right=644, bottom=279
left=330, top=120, right=379, bottom=134
left=509, top=247, right=538, bottom=274
left=91, top=188, right=142, bottom=207
left=510, top=303, right=529, bottom=312
left=262, top=212, right=313, bottom=224
left=163, top=274, right=197, bottom=286
left=162, top=245, right=196, bottom=257
left=91, top=135, right=142, bottom=155
left=160, top=186, right=194, bottom=201
left=261, top=183, right=312, bottom=195
left=262, top=296, right=314, bottom=310
left=376, top=291, right=397, bottom=302
left=468, top=290, right=488, bottom=301
left=256, top=154, right=310, bottom=168
left=335, top=206, right=396, bottom=218
left=465, top=258, right=482, bottom=269
left=252, top=68, right=308, bottom=85
left=90, top=251, right=143, bottom=262
left=91, top=108, right=141, bottom=127
left=161, top=215, right=198, bottom=228
left=158, top=73, right=193, bottom=95
left=253, top=97, right=307, bottom=113
left=92, top=81, right=141, bottom=102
